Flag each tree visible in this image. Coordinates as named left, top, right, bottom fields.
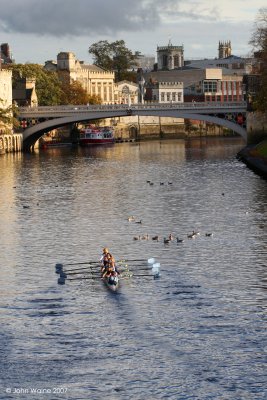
left=10, top=64, right=102, bottom=106
left=0, top=101, right=20, bottom=133
left=89, top=40, right=137, bottom=81
left=60, top=81, right=89, bottom=105
left=59, top=81, right=102, bottom=105
left=10, top=64, right=63, bottom=106
left=249, top=8, right=267, bottom=112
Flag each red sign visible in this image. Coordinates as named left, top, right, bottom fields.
left=237, top=114, right=244, bottom=125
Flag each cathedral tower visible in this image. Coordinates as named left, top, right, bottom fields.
left=218, top=41, right=232, bottom=59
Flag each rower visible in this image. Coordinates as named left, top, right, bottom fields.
left=102, top=255, right=120, bottom=277
left=100, top=248, right=112, bottom=272
left=109, top=255, right=120, bottom=276
left=100, top=247, right=111, bottom=263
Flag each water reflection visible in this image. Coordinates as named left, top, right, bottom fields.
left=0, top=138, right=267, bottom=399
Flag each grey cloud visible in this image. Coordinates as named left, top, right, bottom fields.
left=0, top=0, right=168, bottom=36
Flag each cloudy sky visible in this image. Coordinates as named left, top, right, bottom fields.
left=0, top=0, right=265, bottom=64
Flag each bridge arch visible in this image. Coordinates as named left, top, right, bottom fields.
left=20, top=105, right=247, bottom=151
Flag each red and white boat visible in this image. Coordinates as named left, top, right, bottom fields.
left=79, top=126, right=115, bottom=146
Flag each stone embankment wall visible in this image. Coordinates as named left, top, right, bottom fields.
left=113, top=119, right=234, bottom=141
left=0, top=134, right=23, bottom=153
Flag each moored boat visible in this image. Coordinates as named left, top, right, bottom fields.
left=79, top=125, right=115, bottom=146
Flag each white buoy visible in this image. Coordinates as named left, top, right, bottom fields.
left=152, top=263, right=161, bottom=279
left=147, top=258, right=155, bottom=264
left=152, top=262, right=160, bottom=272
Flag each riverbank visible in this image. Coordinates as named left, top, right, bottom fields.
left=237, top=140, right=267, bottom=179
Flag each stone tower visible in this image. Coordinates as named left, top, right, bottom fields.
left=218, top=41, right=232, bottom=59
left=57, top=52, right=76, bottom=71
left=157, top=40, right=184, bottom=70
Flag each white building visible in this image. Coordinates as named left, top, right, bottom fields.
left=0, top=69, right=13, bottom=134
left=114, top=81, right=139, bottom=104
left=146, top=81, right=184, bottom=103
left=0, top=69, right=12, bottom=108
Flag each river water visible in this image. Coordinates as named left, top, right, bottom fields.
left=0, top=138, right=266, bottom=400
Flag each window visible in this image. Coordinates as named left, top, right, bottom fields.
left=162, top=55, right=168, bottom=67
left=161, top=92, right=165, bottom=102
left=203, top=80, right=218, bottom=93
left=109, top=86, right=112, bottom=101
left=172, top=93, right=176, bottom=101
left=103, top=86, right=107, bottom=101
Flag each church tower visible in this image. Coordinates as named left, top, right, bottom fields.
left=157, top=39, right=184, bottom=70
left=218, top=41, right=232, bottom=59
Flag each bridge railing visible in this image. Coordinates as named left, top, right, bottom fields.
left=18, top=101, right=247, bottom=115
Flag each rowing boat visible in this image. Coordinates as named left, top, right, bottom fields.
left=102, top=274, right=119, bottom=291
left=56, top=257, right=159, bottom=286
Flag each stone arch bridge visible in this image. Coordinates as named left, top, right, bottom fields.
left=18, top=102, right=247, bottom=151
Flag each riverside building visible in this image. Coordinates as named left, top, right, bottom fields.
left=44, top=52, right=115, bottom=104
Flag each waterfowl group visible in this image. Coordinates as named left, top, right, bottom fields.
left=131, top=224, right=213, bottom=244
left=127, top=179, right=215, bottom=248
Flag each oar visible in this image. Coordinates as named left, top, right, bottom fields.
left=64, top=261, right=100, bottom=266
left=118, top=257, right=155, bottom=263
left=55, top=261, right=99, bottom=272
left=123, top=263, right=161, bottom=279
left=130, top=273, right=160, bottom=279
left=58, top=275, right=101, bottom=285
left=117, top=257, right=155, bottom=265
left=60, top=270, right=100, bottom=278
left=55, top=264, right=100, bottom=274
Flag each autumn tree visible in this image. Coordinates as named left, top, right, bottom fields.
left=59, top=81, right=102, bottom=105
left=60, top=81, right=89, bottom=105
left=249, top=8, right=267, bottom=112
left=88, top=40, right=137, bottom=81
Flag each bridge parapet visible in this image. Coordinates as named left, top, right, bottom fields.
left=19, top=101, right=247, bottom=117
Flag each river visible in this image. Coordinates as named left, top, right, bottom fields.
left=0, top=138, right=266, bottom=400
